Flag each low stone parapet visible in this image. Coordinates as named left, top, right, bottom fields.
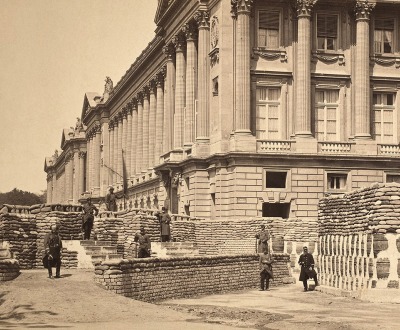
left=0, top=259, right=20, bottom=281
left=94, top=253, right=291, bottom=302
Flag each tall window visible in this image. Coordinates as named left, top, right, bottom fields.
left=327, top=173, right=347, bottom=191
left=258, top=11, right=280, bottom=49
left=317, top=14, right=338, bottom=51
left=374, top=18, right=395, bottom=54
left=373, top=92, right=396, bottom=143
left=315, top=90, right=340, bottom=141
left=256, top=87, right=281, bottom=139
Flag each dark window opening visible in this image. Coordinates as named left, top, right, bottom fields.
left=265, top=171, right=287, bottom=188
left=262, top=202, right=290, bottom=218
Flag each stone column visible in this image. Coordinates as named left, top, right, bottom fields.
left=113, top=119, right=119, bottom=186
left=86, top=135, right=91, bottom=191
left=121, top=108, right=128, bottom=181
left=126, top=104, right=133, bottom=177
left=155, top=71, right=165, bottom=164
left=131, top=100, right=138, bottom=177
left=73, top=149, right=80, bottom=202
left=149, top=81, right=157, bottom=169
left=294, top=0, right=316, bottom=138
left=52, top=172, right=57, bottom=203
left=162, top=45, right=175, bottom=154
left=354, top=0, right=375, bottom=139
left=142, top=88, right=150, bottom=172
left=93, top=125, right=101, bottom=193
left=194, top=10, right=210, bottom=145
left=46, top=173, right=53, bottom=203
left=108, top=121, right=114, bottom=186
left=65, top=153, right=73, bottom=203
left=137, top=94, right=144, bottom=174
left=234, top=0, right=253, bottom=134
left=78, top=151, right=85, bottom=197
left=117, top=113, right=123, bottom=185
left=183, top=22, right=198, bottom=147
left=172, top=34, right=186, bottom=149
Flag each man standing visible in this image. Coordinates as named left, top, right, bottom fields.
left=298, top=246, right=319, bottom=291
left=255, top=224, right=270, bottom=253
left=82, top=198, right=98, bottom=240
left=157, top=206, right=171, bottom=242
left=105, top=187, right=122, bottom=212
left=43, top=224, right=62, bottom=279
left=259, top=250, right=274, bottom=291
left=134, top=227, right=151, bottom=258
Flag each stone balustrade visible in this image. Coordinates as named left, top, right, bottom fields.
left=257, top=140, right=294, bottom=153
left=378, top=144, right=400, bottom=156
left=318, top=142, right=354, bottom=154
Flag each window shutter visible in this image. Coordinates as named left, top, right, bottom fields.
left=259, top=11, right=279, bottom=30
left=317, top=14, right=338, bottom=38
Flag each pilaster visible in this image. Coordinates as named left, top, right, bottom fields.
left=142, top=87, right=150, bottom=172
left=137, top=93, right=144, bottom=174
left=78, top=151, right=86, bottom=197
left=155, top=71, right=165, bottom=165
left=162, top=44, right=175, bottom=154
left=108, top=120, right=115, bottom=186
left=117, top=113, right=123, bottom=186
left=126, top=103, right=133, bottom=178
left=73, top=150, right=80, bottom=202
left=131, top=100, right=138, bottom=178
left=149, top=80, right=157, bottom=169
left=121, top=108, right=128, bottom=180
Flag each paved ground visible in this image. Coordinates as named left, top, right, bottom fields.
left=1, top=269, right=399, bottom=329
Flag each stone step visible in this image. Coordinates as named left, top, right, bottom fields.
left=90, top=253, right=123, bottom=262
left=83, top=246, right=118, bottom=254
left=80, top=240, right=113, bottom=246
left=160, top=242, right=196, bottom=248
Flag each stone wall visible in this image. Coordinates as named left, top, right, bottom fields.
left=94, top=253, right=291, bottom=302
left=0, top=259, right=20, bottom=281
left=0, top=204, right=82, bottom=269
left=318, top=183, right=400, bottom=291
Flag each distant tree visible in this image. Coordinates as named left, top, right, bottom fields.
left=0, top=188, right=43, bottom=206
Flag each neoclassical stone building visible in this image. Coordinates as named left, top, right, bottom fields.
left=45, top=0, right=400, bottom=221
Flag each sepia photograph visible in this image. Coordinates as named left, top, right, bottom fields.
left=1, top=0, right=400, bottom=329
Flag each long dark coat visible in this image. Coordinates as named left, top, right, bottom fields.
left=43, top=232, right=62, bottom=267
left=259, top=253, right=274, bottom=279
left=298, top=252, right=317, bottom=281
left=159, top=213, right=171, bottom=236
left=256, top=230, right=270, bottom=253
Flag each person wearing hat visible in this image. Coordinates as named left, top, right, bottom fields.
left=255, top=224, right=270, bottom=253
left=156, top=206, right=171, bottom=242
left=43, top=224, right=62, bottom=279
left=298, top=246, right=319, bottom=291
left=259, top=250, right=274, bottom=291
left=81, top=198, right=99, bottom=240
left=134, top=227, right=151, bottom=258
left=105, top=187, right=123, bottom=212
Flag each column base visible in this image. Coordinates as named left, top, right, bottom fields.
left=191, top=139, right=210, bottom=157
left=353, top=139, right=377, bottom=155
left=354, top=133, right=372, bottom=140
left=229, top=132, right=257, bottom=152
left=293, top=137, right=318, bottom=153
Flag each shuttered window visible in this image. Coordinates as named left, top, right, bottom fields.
left=315, top=90, right=340, bottom=141
left=374, top=18, right=394, bottom=54
left=317, top=14, right=338, bottom=51
left=256, top=87, right=281, bottom=140
left=258, top=11, right=280, bottom=49
left=373, top=92, right=396, bottom=143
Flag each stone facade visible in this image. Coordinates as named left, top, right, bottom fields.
left=43, top=0, right=400, bottom=227
left=94, top=254, right=291, bottom=302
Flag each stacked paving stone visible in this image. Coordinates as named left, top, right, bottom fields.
left=0, top=204, right=83, bottom=269
left=318, top=183, right=400, bottom=291
left=0, top=259, right=20, bottom=281
left=61, top=249, right=78, bottom=268
left=94, top=253, right=291, bottom=302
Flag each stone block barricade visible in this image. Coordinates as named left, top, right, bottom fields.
left=318, top=183, right=400, bottom=291
left=0, top=204, right=83, bottom=269
left=0, top=259, right=20, bottom=281
left=94, top=253, right=291, bottom=302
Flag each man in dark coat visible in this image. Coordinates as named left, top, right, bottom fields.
left=259, top=250, right=274, bottom=291
left=298, top=246, right=319, bottom=291
left=43, top=224, right=62, bottom=279
left=82, top=198, right=98, bottom=240
left=134, top=227, right=151, bottom=258
left=156, top=206, right=171, bottom=242
left=255, top=224, right=270, bottom=253
left=105, top=187, right=123, bottom=212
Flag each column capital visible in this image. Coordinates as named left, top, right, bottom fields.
left=122, top=106, right=128, bottom=118
left=78, top=151, right=86, bottom=159
left=182, top=21, right=198, bottom=41
left=194, top=10, right=210, bottom=29
left=231, top=0, right=253, bottom=17
left=156, top=70, right=165, bottom=88
left=149, top=79, right=157, bottom=94
left=130, top=98, right=138, bottom=111
left=47, top=173, right=53, bottom=181
left=162, top=43, right=175, bottom=61
left=142, top=86, right=150, bottom=99
left=137, top=92, right=144, bottom=104
left=94, top=122, right=102, bottom=133
left=117, top=112, right=124, bottom=123
left=65, top=151, right=74, bottom=162
left=295, top=0, right=318, bottom=17
left=354, top=0, right=375, bottom=21
left=172, top=34, right=186, bottom=53
left=108, top=119, right=114, bottom=130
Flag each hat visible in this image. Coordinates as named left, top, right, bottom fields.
left=109, top=187, right=114, bottom=191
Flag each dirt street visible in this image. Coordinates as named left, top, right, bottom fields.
left=1, top=269, right=400, bottom=329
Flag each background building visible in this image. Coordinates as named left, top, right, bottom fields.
left=45, top=0, right=400, bottom=223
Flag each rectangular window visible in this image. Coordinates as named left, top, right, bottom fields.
left=374, top=18, right=394, bottom=54
left=258, top=11, right=280, bottom=49
left=315, top=89, right=340, bottom=141
left=256, top=87, right=281, bottom=139
left=373, top=92, right=396, bottom=143
left=386, top=174, right=400, bottom=183
left=265, top=171, right=287, bottom=189
left=262, top=202, right=290, bottom=218
left=317, top=14, right=338, bottom=51
left=327, top=173, right=347, bottom=191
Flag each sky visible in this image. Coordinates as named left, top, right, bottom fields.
left=0, top=0, right=158, bottom=194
